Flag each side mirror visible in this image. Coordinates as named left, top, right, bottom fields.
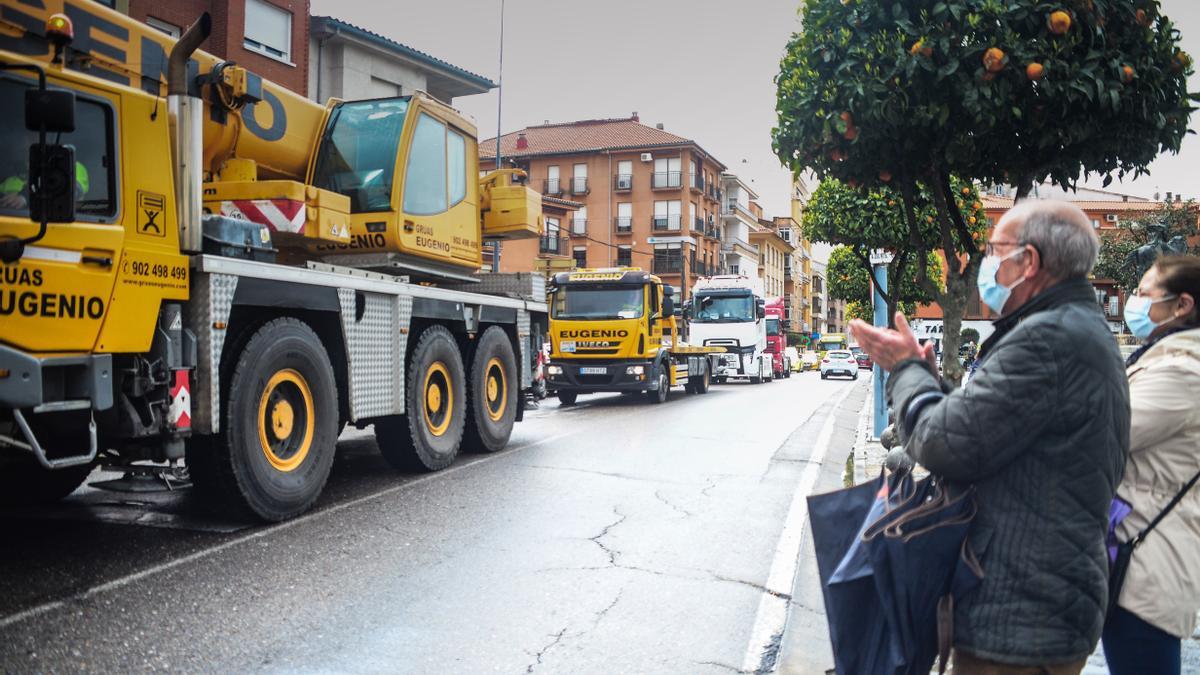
left=28, top=143, right=76, bottom=223
left=26, top=88, right=75, bottom=133
left=682, top=304, right=692, bottom=321
left=756, top=298, right=766, bottom=320
left=661, top=295, right=675, bottom=318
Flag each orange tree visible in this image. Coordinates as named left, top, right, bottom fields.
left=827, top=245, right=939, bottom=321
left=774, top=0, right=1195, bottom=382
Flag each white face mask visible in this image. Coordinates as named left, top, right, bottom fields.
left=976, top=249, right=1026, bottom=315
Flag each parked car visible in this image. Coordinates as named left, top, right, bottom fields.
left=800, top=350, right=819, bottom=371
left=785, top=347, right=802, bottom=372
left=820, top=350, right=859, bottom=380
left=855, top=352, right=873, bottom=370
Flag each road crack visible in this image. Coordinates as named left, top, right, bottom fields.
left=655, top=490, right=694, bottom=518
left=525, top=627, right=568, bottom=673
left=710, top=574, right=792, bottom=601
left=588, top=508, right=628, bottom=566
left=695, top=661, right=751, bottom=674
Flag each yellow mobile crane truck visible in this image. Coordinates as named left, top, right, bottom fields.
left=0, top=4, right=548, bottom=520
left=546, top=268, right=722, bottom=405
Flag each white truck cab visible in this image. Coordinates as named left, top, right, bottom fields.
left=688, top=275, right=773, bottom=384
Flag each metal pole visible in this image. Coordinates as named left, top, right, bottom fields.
left=872, top=262, right=888, bottom=438
left=490, top=0, right=505, bottom=273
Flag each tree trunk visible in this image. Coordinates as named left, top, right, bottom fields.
left=937, top=275, right=969, bottom=387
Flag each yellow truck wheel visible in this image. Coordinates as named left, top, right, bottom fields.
left=376, top=325, right=465, bottom=472
left=462, top=326, right=517, bottom=453
left=202, top=318, right=338, bottom=522
left=645, top=366, right=669, bottom=404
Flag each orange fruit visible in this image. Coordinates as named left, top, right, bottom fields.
left=1136, top=9, right=1149, bottom=26
left=879, top=170, right=893, bottom=183
left=983, top=48, right=1006, bottom=73
left=1026, top=63, right=1045, bottom=81
left=1121, top=65, right=1135, bottom=83
left=968, top=216, right=977, bottom=225
left=961, top=187, right=971, bottom=196
left=926, top=216, right=935, bottom=223
left=887, top=199, right=896, bottom=207
left=910, top=40, right=923, bottom=56
left=1048, top=10, right=1071, bottom=35
left=973, top=201, right=982, bottom=210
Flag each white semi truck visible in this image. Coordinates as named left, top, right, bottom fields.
left=688, top=275, right=774, bottom=384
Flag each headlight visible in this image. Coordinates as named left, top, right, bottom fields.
left=625, top=365, right=645, bottom=375
left=547, top=365, right=563, bottom=375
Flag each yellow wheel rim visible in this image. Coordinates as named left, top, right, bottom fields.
left=484, top=357, right=507, bottom=423
left=257, top=369, right=314, bottom=473
left=423, top=361, right=453, bottom=437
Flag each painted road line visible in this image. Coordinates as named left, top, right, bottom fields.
left=741, top=382, right=859, bottom=674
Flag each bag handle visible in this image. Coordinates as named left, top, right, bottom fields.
left=1132, top=468, right=1200, bottom=547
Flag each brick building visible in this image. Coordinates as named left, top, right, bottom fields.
left=771, top=216, right=810, bottom=336
left=751, top=222, right=794, bottom=301
left=480, top=116, right=727, bottom=299
left=790, top=178, right=816, bottom=335
left=120, top=0, right=311, bottom=96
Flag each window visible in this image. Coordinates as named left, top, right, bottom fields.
left=572, top=206, right=587, bottom=235
left=1091, top=218, right=1100, bottom=229
left=653, top=157, right=681, bottom=188
left=615, top=160, right=632, bottom=190
left=573, top=247, right=587, bottom=269
left=243, top=0, right=292, bottom=63
left=653, top=200, right=681, bottom=230
left=552, top=285, right=644, bottom=320
left=146, top=16, right=181, bottom=38
left=616, top=202, right=632, bottom=232
left=652, top=246, right=683, bottom=274
left=403, top=113, right=448, bottom=215
left=448, top=130, right=467, bottom=207
left=545, top=165, right=560, bottom=194
left=572, top=163, right=588, bottom=194
left=540, top=217, right=562, bottom=255
left=0, top=78, right=118, bottom=219
left=617, top=245, right=632, bottom=267
left=313, top=98, right=409, bottom=213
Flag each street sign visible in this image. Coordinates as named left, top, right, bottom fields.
left=869, top=249, right=895, bottom=265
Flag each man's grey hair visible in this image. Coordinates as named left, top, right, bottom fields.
left=1008, top=201, right=1100, bottom=279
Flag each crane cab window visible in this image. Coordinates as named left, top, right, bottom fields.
left=403, top=113, right=469, bottom=216
left=312, top=98, right=409, bottom=213
left=0, top=78, right=117, bottom=220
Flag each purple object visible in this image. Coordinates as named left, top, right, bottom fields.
left=1108, top=496, right=1133, bottom=563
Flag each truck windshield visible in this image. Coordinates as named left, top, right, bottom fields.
left=552, top=286, right=644, bottom=320
left=692, top=294, right=754, bottom=323
left=766, top=318, right=781, bottom=336
left=312, top=98, right=410, bottom=213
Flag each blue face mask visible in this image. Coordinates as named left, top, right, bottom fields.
left=977, top=249, right=1026, bottom=315
left=1123, top=294, right=1177, bottom=340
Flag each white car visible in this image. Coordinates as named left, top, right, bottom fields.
left=820, top=350, right=859, bottom=380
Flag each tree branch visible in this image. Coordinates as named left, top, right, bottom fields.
left=899, top=177, right=942, bottom=301
left=852, top=246, right=896, bottom=307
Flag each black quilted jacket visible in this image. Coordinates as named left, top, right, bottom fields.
left=887, top=278, right=1130, bottom=665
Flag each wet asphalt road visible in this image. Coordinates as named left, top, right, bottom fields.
left=0, top=371, right=867, bottom=674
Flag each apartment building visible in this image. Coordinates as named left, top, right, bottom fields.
left=811, top=259, right=828, bottom=338
left=790, top=178, right=816, bottom=336
left=750, top=224, right=794, bottom=303
left=772, top=215, right=810, bottom=335
left=719, top=175, right=763, bottom=280
left=480, top=116, right=727, bottom=298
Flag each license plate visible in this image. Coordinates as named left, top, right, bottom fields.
left=579, top=367, right=607, bottom=375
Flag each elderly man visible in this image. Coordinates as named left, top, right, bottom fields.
left=851, top=201, right=1129, bottom=674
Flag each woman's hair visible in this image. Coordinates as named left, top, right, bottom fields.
left=1154, top=254, right=1200, bottom=326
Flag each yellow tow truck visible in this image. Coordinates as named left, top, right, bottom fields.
left=546, top=268, right=723, bottom=405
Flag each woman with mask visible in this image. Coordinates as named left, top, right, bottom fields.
left=1102, top=254, right=1200, bottom=675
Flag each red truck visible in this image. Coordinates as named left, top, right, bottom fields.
left=764, top=298, right=791, bottom=379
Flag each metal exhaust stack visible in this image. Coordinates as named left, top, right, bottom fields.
left=167, top=13, right=211, bottom=254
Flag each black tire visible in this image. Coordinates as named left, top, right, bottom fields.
left=377, top=325, right=466, bottom=472
left=462, top=327, right=518, bottom=454
left=852, top=372, right=859, bottom=380
left=696, top=364, right=711, bottom=394
left=646, top=366, right=669, bottom=404
left=715, top=376, right=727, bottom=384
left=0, top=456, right=92, bottom=506
left=683, top=380, right=697, bottom=395
left=199, top=318, right=338, bottom=522
left=750, top=375, right=762, bottom=384
left=557, top=391, right=578, bottom=406
left=820, top=372, right=828, bottom=380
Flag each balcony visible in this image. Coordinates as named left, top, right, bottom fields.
left=613, top=217, right=632, bottom=234
left=690, top=174, right=704, bottom=192
left=571, top=218, right=588, bottom=236
left=653, top=215, right=682, bottom=231
left=542, top=178, right=563, bottom=196
left=569, top=177, right=589, bottom=196
left=706, top=227, right=722, bottom=240
left=694, top=217, right=704, bottom=232
left=652, top=172, right=682, bottom=190
left=613, top=174, right=633, bottom=191
left=652, top=257, right=684, bottom=275
left=539, top=234, right=566, bottom=256
left=784, top=265, right=793, bottom=279
left=721, top=201, right=737, bottom=216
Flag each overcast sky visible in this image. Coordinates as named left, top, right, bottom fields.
left=311, top=0, right=1200, bottom=222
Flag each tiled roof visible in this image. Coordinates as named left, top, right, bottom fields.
left=982, top=196, right=1166, bottom=212
left=542, top=196, right=584, bottom=209
left=480, top=117, right=724, bottom=167
left=312, top=17, right=495, bottom=90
